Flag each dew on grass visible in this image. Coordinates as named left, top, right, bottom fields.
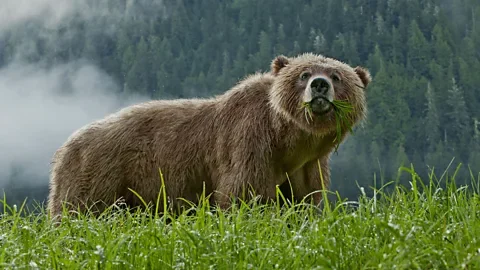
left=93, top=245, right=104, bottom=256
left=405, top=226, right=418, bottom=240
left=387, top=222, right=400, bottom=231
left=292, top=234, right=303, bottom=241
left=29, top=261, right=39, bottom=269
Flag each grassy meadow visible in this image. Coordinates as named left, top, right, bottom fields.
left=1, top=165, right=480, bottom=269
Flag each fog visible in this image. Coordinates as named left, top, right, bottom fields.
left=0, top=0, right=156, bottom=188
left=0, top=61, right=147, bottom=187
left=0, top=0, right=166, bottom=33
left=0, top=0, right=76, bottom=32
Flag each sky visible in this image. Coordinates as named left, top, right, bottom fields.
left=0, top=0, right=152, bottom=188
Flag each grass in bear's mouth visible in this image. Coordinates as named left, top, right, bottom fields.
left=301, top=99, right=355, bottom=152
left=300, top=101, right=315, bottom=123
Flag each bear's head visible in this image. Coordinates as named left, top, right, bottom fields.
left=268, top=53, right=371, bottom=136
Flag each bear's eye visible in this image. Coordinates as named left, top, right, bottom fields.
left=300, top=72, right=311, bottom=81
left=331, top=73, right=341, bottom=82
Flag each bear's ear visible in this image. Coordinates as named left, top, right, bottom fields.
left=271, top=55, right=289, bottom=75
left=354, top=66, right=372, bottom=88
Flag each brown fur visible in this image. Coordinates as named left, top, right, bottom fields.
left=47, top=53, right=371, bottom=218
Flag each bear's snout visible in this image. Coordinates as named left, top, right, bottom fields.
left=310, top=77, right=331, bottom=97
left=302, top=76, right=335, bottom=116
left=302, top=75, right=334, bottom=116
left=303, top=76, right=334, bottom=103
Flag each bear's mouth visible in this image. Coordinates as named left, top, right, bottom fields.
left=310, top=97, right=333, bottom=115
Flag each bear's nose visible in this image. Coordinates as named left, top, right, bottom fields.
left=310, top=77, right=330, bottom=95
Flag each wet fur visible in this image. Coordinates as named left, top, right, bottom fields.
left=47, top=53, right=371, bottom=218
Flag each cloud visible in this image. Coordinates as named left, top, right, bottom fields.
left=0, top=0, right=166, bottom=189
left=0, top=0, right=167, bottom=34
left=0, top=60, right=148, bottom=187
left=0, top=0, right=78, bottom=32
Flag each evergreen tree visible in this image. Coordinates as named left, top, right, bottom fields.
left=217, top=50, right=232, bottom=91
left=367, top=44, right=384, bottom=75
left=407, top=20, right=430, bottom=76
left=445, top=77, right=471, bottom=161
left=125, top=37, right=150, bottom=96
left=121, top=45, right=135, bottom=90
left=431, top=23, right=452, bottom=69
left=257, top=31, right=272, bottom=68
left=389, top=26, right=404, bottom=64
left=312, top=31, right=328, bottom=54
left=275, top=24, right=287, bottom=55
left=424, top=82, right=441, bottom=153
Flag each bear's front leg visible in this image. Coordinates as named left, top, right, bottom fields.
left=213, top=164, right=277, bottom=209
left=279, top=157, right=330, bottom=206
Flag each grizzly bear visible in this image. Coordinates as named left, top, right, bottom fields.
left=47, top=53, right=371, bottom=218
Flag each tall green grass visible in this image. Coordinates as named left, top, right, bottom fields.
left=1, top=165, right=479, bottom=269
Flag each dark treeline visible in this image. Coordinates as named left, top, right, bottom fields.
left=2, top=0, right=480, bottom=206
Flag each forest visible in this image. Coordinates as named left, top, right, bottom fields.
left=1, top=0, right=480, bottom=206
